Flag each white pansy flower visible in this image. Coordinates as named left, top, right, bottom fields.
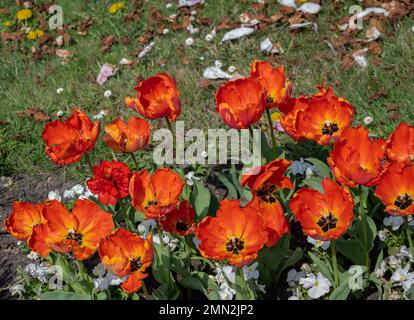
left=137, top=219, right=157, bottom=237
left=243, top=262, right=260, bottom=281
left=56, top=110, right=64, bottom=117
left=300, top=272, right=331, bottom=299
left=153, top=233, right=179, bottom=251
left=63, top=184, right=85, bottom=199
left=397, top=246, right=413, bottom=262
left=219, top=282, right=236, bottom=300
left=47, top=190, right=62, bottom=201
left=287, top=269, right=306, bottom=285
left=27, top=251, right=39, bottom=261
left=104, top=90, right=112, bottom=98
left=307, top=236, right=330, bottom=250
left=377, top=229, right=388, bottom=241
left=390, top=264, right=414, bottom=291
left=228, top=66, right=236, bottom=73
left=383, top=216, right=404, bottom=231
left=184, top=171, right=201, bottom=186
left=92, top=263, right=106, bottom=278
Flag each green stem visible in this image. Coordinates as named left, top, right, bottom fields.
left=84, top=153, right=94, bottom=175
left=165, top=117, right=176, bottom=148
left=141, top=280, right=150, bottom=299
left=331, top=241, right=339, bottom=288
left=130, top=152, right=139, bottom=170
left=265, top=108, right=278, bottom=154
left=358, top=185, right=369, bottom=269
left=404, top=216, right=414, bottom=261
left=156, top=221, right=166, bottom=249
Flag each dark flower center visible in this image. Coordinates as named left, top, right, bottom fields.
left=257, top=183, right=278, bottom=203
left=226, top=237, right=245, bottom=255
left=144, top=199, right=158, bottom=209
left=317, top=212, right=338, bottom=233
left=130, top=257, right=143, bottom=272
left=394, top=193, right=413, bottom=210
left=267, top=96, right=274, bottom=104
left=176, top=220, right=188, bottom=232
left=66, top=230, right=83, bottom=245
left=321, top=122, right=339, bottom=135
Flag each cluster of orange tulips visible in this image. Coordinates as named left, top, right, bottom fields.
left=4, top=60, right=414, bottom=300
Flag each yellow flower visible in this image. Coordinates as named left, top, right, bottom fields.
left=27, top=29, right=44, bottom=40
left=16, top=8, right=33, bottom=21
left=108, top=2, right=125, bottom=14
left=297, top=0, right=309, bottom=3
left=270, top=111, right=282, bottom=123
left=3, top=20, right=13, bottom=27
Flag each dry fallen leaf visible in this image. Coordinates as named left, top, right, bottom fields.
left=17, top=108, right=50, bottom=122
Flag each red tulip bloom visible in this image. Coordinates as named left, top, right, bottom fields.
left=29, top=200, right=114, bottom=260
left=99, top=228, right=153, bottom=294
left=290, top=179, right=354, bottom=241
left=41, top=109, right=100, bottom=165
left=246, top=196, right=289, bottom=247
left=328, top=126, right=386, bottom=187
left=215, top=78, right=266, bottom=129
left=86, top=160, right=132, bottom=206
left=241, top=159, right=293, bottom=197
left=129, top=168, right=185, bottom=219
left=281, top=86, right=355, bottom=145
left=386, top=123, right=414, bottom=163
left=125, top=73, right=181, bottom=122
left=195, top=200, right=268, bottom=267
left=375, top=162, right=414, bottom=216
left=103, top=117, right=151, bottom=153
left=250, top=60, right=292, bottom=112
left=4, top=202, right=46, bottom=241
left=159, top=201, right=196, bottom=236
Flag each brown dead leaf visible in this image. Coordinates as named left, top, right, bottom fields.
left=368, top=41, right=382, bottom=55
left=368, top=87, right=387, bottom=102
left=389, top=111, right=400, bottom=121
left=0, top=119, right=10, bottom=126
left=1, top=32, right=24, bottom=41
left=387, top=103, right=399, bottom=112
left=17, top=108, right=50, bottom=122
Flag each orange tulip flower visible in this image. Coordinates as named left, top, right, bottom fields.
left=41, top=109, right=100, bottom=165
left=4, top=202, right=46, bottom=241
left=215, top=77, right=266, bottom=129
left=159, top=201, right=196, bottom=236
left=195, top=199, right=268, bottom=267
left=279, top=95, right=309, bottom=139
left=327, top=126, right=386, bottom=187
left=281, top=86, right=354, bottom=145
left=246, top=196, right=289, bottom=247
left=250, top=60, right=292, bottom=112
left=129, top=168, right=185, bottom=219
left=103, top=117, right=151, bottom=153
left=99, top=228, right=153, bottom=294
left=125, top=73, right=181, bottom=122
left=290, top=178, right=355, bottom=241
left=375, top=162, right=414, bottom=216
left=29, top=199, right=114, bottom=260
left=386, top=123, right=414, bottom=163
left=241, top=159, right=293, bottom=197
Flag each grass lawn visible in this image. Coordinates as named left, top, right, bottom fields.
left=1, top=0, right=413, bottom=180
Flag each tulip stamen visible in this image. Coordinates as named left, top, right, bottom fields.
left=175, top=220, right=188, bottom=232
left=394, top=193, right=413, bottom=210
left=130, top=257, right=143, bottom=272
left=66, top=229, right=83, bottom=245
left=322, top=122, right=339, bottom=135
left=226, top=237, right=245, bottom=255
left=257, top=183, right=278, bottom=203
left=317, top=212, right=338, bottom=233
